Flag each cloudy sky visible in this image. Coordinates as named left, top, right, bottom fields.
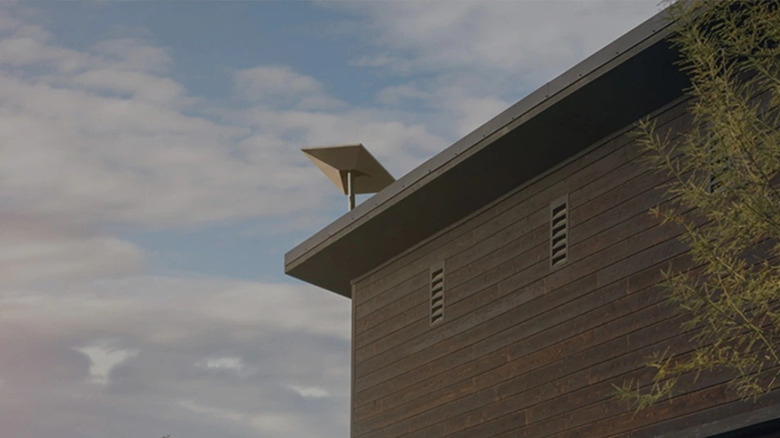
left=0, top=1, right=663, bottom=437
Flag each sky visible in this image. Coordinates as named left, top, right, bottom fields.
left=0, top=1, right=663, bottom=437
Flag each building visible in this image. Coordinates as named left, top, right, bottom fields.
left=284, top=7, right=780, bottom=438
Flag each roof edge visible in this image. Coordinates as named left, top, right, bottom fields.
left=285, top=6, right=680, bottom=296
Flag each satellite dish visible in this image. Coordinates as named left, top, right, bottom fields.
left=302, top=143, right=395, bottom=211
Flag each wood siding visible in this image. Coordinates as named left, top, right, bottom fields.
left=350, top=95, right=777, bottom=437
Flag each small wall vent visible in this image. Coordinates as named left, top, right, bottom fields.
left=430, top=263, right=445, bottom=326
left=709, top=157, right=726, bottom=194
left=550, top=196, right=569, bottom=268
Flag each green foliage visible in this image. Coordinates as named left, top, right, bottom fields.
left=616, top=0, right=780, bottom=410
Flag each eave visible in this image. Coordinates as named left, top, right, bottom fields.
left=284, top=8, right=690, bottom=298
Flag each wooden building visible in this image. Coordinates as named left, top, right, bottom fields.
left=285, top=8, right=780, bottom=438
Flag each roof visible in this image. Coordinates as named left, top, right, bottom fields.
left=284, top=7, right=690, bottom=298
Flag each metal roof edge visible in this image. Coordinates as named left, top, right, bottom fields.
left=284, top=6, right=691, bottom=298
left=285, top=6, right=676, bottom=272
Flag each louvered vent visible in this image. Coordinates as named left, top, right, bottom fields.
left=550, top=197, right=568, bottom=268
left=430, top=263, right=445, bottom=326
left=708, top=144, right=728, bottom=194
left=709, top=158, right=726, bottom=193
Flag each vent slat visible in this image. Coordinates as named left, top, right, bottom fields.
left=709, top=169, right=723, bottom=193
left=550, top=197, right=568, bottom=269
left=430, top=263, right=445, bottom=326
left=708, top=145, right=729, bottom=193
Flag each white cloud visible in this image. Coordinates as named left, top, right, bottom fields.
left=0, top=30, right=446, bottom=231
left=346, top=0, right=661, bottom=77
left=451, top=94, right=514, bottom=138
left=77, top=344, right=139, bottom=385
left=249, top=413, right=298, bottom=434
left=0, top=273, right=351, bottom=437
left=0, top=216, right=144, bottom=285
left=178, top=399, right=244, bottom=422
left=0, top=234, right=144, bottom=284
left=177, top=401, right=321, bottom=436
left=341, top=0, right=662, bottom=136
left=0, top=275, right=351, bottom=345
left=0, top=35, right=87, bottom=72
left=0, top=9, right=20, bottom=33
left=234, top=65, right=342, bottom=109
left=198, top=356, right=245, bottom=372
left=288, top=384, right=329, bottom=399
left=90, top=37, right=172, bottom=73
left=234, top=106, right=447, bottom=178
left=0, top=71, right=302, bottom=228
left=69, top=69, right=189, bottom=105
left=236, top=65, right=320, bottom=96
left=375, top=84, right=429, bottom=106
left=195, top=356, right=258, bottom=378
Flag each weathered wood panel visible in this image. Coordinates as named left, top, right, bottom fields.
left=350, top=93, right=777, bottom=438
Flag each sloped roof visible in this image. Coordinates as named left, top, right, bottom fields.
left=285, top=7, right=690, bottom=298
